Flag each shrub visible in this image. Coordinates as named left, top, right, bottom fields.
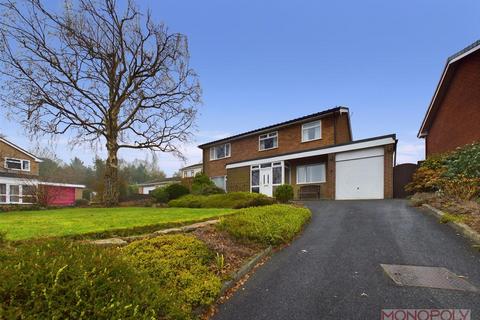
left=123, top=235, right=221, bottom=318
left=438, top=176, right=480, bottom=201
left=164, top=183, right=190, bottom=200
left=0, top=240, right=167, bottom=319
left=217, top=204, right=311, bottom=246
left=443, top=142, right=480, bottom=179
left=168, top=192, right=275, bottom=209
left=191, top=174, right=225, bottom=195
left=151, top=187, right=170, bottom=203
left=74, top=198, right=89, bottom=207
left=274, top=185, right=294, bottom=203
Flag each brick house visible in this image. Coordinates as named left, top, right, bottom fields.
left=418, top=40, right=480, bottom=156
left=199, top=107, right=397, bottom=200
left=0, top=137, right=85, bottom=206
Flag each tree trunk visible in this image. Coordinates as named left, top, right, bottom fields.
left=103, top=139, right=119, bottom=207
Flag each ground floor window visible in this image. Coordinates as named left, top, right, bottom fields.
left=0, top=183, right=36, bottom=204
left=211, top=176, right=226, bottom=191
left=296, top=163, right=326, bottom=184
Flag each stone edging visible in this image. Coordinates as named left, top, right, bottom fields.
left=422, top=204, right=480, bottom=245
left=88, top=219, right=220, bottom=247
left=219, top=246, right=273, bottom=297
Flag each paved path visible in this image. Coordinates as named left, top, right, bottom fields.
left=214, top=200, right=480, bottom=320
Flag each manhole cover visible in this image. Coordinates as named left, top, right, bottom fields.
left=381, top=264, right=478, bottom=292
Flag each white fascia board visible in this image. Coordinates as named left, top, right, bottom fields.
left=0, top=138, right=43, bottom=162
left=225, top=137, right=395, bottom=169
left=0, top=176, right=39, bottom=184
left=38, top=182, right=86, bottom=188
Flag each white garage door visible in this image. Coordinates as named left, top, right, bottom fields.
left=335, top=147, right=384, bottom=200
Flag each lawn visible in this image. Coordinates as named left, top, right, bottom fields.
left=0, top=207, right=233, bottom=240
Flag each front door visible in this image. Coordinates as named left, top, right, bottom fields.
left=259, top=167, right=273, bottom=197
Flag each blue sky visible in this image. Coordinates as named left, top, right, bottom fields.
left=1, top=0, right=480, bottom=175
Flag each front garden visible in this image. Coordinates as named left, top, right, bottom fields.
left=0, top=182, right=311, bottom=319
left=407, top=142, right=480, bottom=233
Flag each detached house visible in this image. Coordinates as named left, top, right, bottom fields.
left=0, top=137, right=85, bottom=206
left=418, top=40, right=480, bottom=156
left=199, top=107, right=397, bottom=200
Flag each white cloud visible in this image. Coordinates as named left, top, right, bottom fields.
left=396, top=140, right=425, bottom=164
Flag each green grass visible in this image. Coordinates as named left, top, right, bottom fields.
left=0, top=207, right=233, bottom=240
left=439, top=212, right=468, bottom=224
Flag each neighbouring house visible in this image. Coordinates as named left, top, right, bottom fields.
left=199, top=106, right=397, bottom=200
left=137, top=177, right=181, bottom=195
left=181, top=163, right=203, bottom=178
left=0, top=137, right=85, bottom=206
left=418, top=40, right=480, bottom=157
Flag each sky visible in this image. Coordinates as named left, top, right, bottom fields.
left=1, top=0, right=480, bottom=175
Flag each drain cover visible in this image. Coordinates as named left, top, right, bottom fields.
left=381, top=264, right=478, bottom=292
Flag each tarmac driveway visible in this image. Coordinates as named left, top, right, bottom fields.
left=214, top=200, right=480, bottom=320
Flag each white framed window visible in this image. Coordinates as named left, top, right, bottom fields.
left=259, top=132, right=278, bottom=151
left=4, top=158, right=31, bottom=172
left=211, top=176, right=227, bottom=191
left=0, top=184, right=6, bottom=203
left=210, top=143, right=231, bottom=160
left=296, top=163, right=326, bottom=184
left=302, top=120, right=321, bottom=142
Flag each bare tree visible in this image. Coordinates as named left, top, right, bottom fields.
left=0, top=0, right=201, bottom=206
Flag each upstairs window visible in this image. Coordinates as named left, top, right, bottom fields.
left=5, top=158, right=30, bottom=171
left=302, top=120, right=321, bottom=142
left=210, top=143, right=231, bottom=160
left=259, top=132, right=278, bottom=151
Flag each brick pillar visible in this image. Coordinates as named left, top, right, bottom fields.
left=384, top=145, right=394, bottom=199
left=326, top=154, right=336, bottom=199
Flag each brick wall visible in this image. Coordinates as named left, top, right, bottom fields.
left=0, top=140, right=39, bottom=176
left=383, top=144, right=394, bottom=199
left=426, top=50, right=480, bottom=156
left=203, top=113, right=352, bottom=177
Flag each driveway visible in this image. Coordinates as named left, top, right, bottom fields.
left=214, top=200, right=480, bottom=320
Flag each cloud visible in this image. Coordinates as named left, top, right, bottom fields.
left=396, top=140, right=425, bottom=164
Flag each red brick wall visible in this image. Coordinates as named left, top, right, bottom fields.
left=426, top=50, right=480, bottom=156
left=383, top=144, right=394, bottom=199
left=203, top=113, right=351, bottom=177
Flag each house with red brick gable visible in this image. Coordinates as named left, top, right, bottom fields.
left=418, top=40, right=480, bottom=156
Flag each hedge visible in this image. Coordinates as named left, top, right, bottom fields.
left=168, top=192, right=276, bottom=209
left=0, top=240, right=166, bottom=319
left=217, top=204, right=311, bottom=246
left=123, top=235, right=221, bottom=318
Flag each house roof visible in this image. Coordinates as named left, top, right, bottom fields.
left=418, top=40, right=480, bottom=138
left=180, top=163, right=203, bottom=170
left=137, top=177, right=181, bottom=187
left=198, top=106, right=350, bottom=148
left=225, top=134, right=397, bottom=169
left=0, top=137, right=43, bottom=162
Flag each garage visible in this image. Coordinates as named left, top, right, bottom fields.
left=335, top=147, right=384, bottom=200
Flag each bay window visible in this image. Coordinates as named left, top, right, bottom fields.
left=296, top=163, right=326, bottom=184
left=259, top=132, right=278, bottom=151
left=302, top=121, right=321, bottom=142
left=210, top=143, right=231, bottom=160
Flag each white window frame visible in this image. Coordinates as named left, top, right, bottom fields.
left=0, top=183, right=7, bottom=204
left=4, top=157, right=31, bottom=172
left=211, top=176, right=227, bottom=191
left=258, top=131, right=278, bottom=151
left=296, top=163, right=326, bottom=184
left=209, top=143, right=231, bottom=161
left=301, top=120, right=322, bottom=142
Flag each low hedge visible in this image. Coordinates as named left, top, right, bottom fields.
left=217, top=204, right=311, bottom=246
left=168, top=192, right=276, bottom=209
left=0, top=240, right=167, bottom=319
left=123, top=235, right=221, bottom=318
